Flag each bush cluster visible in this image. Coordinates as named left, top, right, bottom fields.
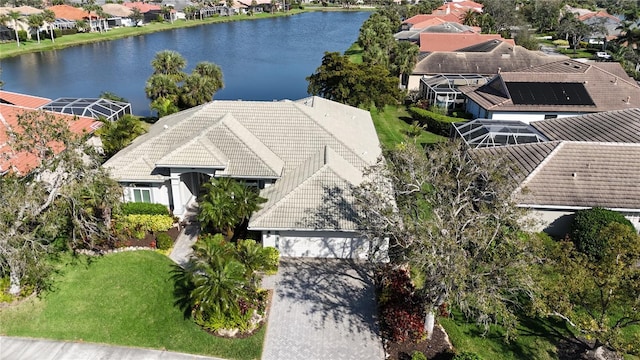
left=118, top=214, right=174, bottom=239
left=452, top=352, right=483, bottom=360
left=122, top=202, right=170, bottom=216
left=570, top=207, right=634, bottom=259
left=378, top=267, right=425, bottom=343
left=408, top=106, right=462, bottom=137
left=155, top=232, right=173, bottom=250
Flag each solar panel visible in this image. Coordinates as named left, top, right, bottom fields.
left=506, top=82, right=595, bottom=106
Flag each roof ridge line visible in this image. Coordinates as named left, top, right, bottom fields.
left=514, top=141, right=565, bottom=195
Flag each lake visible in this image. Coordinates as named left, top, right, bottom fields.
left=0, top=11, right=370, bottom=116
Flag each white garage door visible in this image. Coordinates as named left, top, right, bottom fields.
left=277, top=231, right=369, bottom=259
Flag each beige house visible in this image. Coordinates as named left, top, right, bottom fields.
left=104, top=97, right=387, bottom=260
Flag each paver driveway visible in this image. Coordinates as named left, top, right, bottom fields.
left=261, top=258, right=385, bottom=360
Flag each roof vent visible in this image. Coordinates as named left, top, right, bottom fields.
left=613, top=77, right=618, bottom=85
left=163, top=125, right=169, bottom=130
left=572, top=172, right=577, bottom=177
left=626, top=96, right=631, bottom=104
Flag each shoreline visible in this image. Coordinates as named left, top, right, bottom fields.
left=0, top=7, right=372, bottom=60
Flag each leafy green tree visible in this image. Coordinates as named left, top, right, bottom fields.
left=150, top=97, right=180, bottom=117
left=197, top=178, right=266, bottom=240
left=27, top=14, right=43, bottom=44
left=96, top=114, right=148, bottom=157
left=538, top=223, right=640, bottom=352
left=0, top=110, right=120, bottom=295
left=521, top=0, right=561, bottom=33
left=570, top=207, right=634, bottom=260
left=7, top=11, right=21, bottom=47
left=307, top=51, right=402, bottom=108
left=355, top=141, right=540, bottom=339
left=171, top=234, right=248, bottom=321
left=129, top=7, right=143, bottom=26
left=557, top=11, right=591, bottom=53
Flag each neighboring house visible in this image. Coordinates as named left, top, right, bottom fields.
left=103, top=97, right=385, bottom=260
left=101, top=4, right=134, bottom=27
left=401, top=14, right=463, bottom=31
left=419, top=32, right=514, bottom=53
left=122, top=2, right=165, bottom=23
left=394, top=21, right=478, bottom=43
left=410, top=40, right=567, bottom=94
left=0, top=90, right=100, bottom=175
left=48, top=4, right=103, bottom=32
left=461, top=59, right=640, bottom=122
left=578, top=10, right=621, bottom=45
left=462, top=107, right=640, bottom=236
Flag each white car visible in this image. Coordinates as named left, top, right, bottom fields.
left=596, top=52, right=612, bottom=60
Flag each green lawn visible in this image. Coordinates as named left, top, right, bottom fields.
left=0, top=11, right=305, bottom=59
left=369, top=105, right=446, bottom=148
left=0, top=251, right=264, bottom=360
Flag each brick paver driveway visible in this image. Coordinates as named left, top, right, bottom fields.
left=261, top=258, right=385, bottom=360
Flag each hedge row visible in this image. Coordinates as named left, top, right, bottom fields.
left=122, top=202, right=170, bottom=216
left=408, top=106, right=463, bottom=137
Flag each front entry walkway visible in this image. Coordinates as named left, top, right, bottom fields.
left=261, top=258, right=385, bottom=360
left=169, top=202, right=200, bottom=266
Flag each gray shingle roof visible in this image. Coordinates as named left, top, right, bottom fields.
left=531, top=108, right=640, bottom=143
left=462, top=59, right=640, bottom=113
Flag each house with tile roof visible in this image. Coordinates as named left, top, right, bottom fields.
left=0, top=91, right=101, bottom=175
left=463, top=107, right=640, bottom=236
left=409, top=40, right=567, bottom=94
left=103, top=97, right=386, bottom=259
left=460, top=59, right=640, bottom=122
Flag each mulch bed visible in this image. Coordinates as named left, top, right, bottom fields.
left=117, top=226, right=181, bottom=248
left=386, top=324, right=454, bottom=360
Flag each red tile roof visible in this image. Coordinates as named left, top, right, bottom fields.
left=0, top=90, right=51, bottom=108
left=48, top=4, right=99, bottom=20
left=123, top=2, right=161, bottom=13
left=404, top=13, right=461, bottom=26
left=419, top=33, right=514, bottom=52
left=0, top=104, right=101, bottom=175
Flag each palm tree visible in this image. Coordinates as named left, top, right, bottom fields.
left=461, top=9, right=479, bottom=27
left=193, top=61, right=224, bottom=90
left=150, top=97, right=180, bottom=118
left=151, top=50, right=187, bottom=81
left=42, top=10, right=56, bottom=43
left=145, top=73, right=180, bottom=101
left=96, top=114, right=147, bottom=157
left=75, top=20, right=89, bottom=33
left=27, top=14, right=44, bottom=44
left=129, top=7, right=143, bottom=26
left=235, top=239, right=268, bottom=286
left=171, top=234, right=249, bottom=321
left=179, top=74, right=217, bottom=108
left=197, top=178, right=266, bottom=239
left=8, top=11, right=22, bottom=47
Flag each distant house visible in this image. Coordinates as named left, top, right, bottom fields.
left=48, top=4, right=103, bottom=32
left=460, top=59, right=640, bottom=122
left=570, top=7, right=622, bottom=45
left=123, top=2, right=167, bottom=23
left=101, top=4, right=134, bottom=27
left=409, top=40, right=567, bottom=96
left=0, top=90, right=100, bottom=175
left=103, top=97, right=386, bottom=260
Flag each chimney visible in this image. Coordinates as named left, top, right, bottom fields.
left=497, top=67, right=501, bottom=74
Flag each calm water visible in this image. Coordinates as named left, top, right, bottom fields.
left=0, top=11, right=370, bottom=116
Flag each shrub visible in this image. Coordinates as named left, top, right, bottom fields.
left=378, top=267, right=425, bottom=342
left=408, top=106, right=462, bottom=137
left=17, top=30, right=28, bottom=42
left=119, top=214, right=174, bottom=239
left=122, top=202, right=170, bottom=216
left=553, top=39, right=569, bottom=47
left=412, top=351, right=427, bottom=360
left=263, top=246, right=279, bottom=274
left=156, top=232, right=173, bottom=250
left=453, top=352, right=483, bottom=360
left=570, top=207, right=634, bottom=259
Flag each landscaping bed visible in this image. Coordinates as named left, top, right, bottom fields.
left=386, top=325, right=453, bottom=360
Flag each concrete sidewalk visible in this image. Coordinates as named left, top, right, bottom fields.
left=0, top=337, right=226, bottom=360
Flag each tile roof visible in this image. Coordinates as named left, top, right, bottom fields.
left=0, top=104, right=100, bottom=175
left=403, top=14, right=461, bottom=27
left=122, top=2, right=161, bottom=13
left=249, top=146, right=364, bottom=230
left=473, top=141, right=640, bottom=210
left=101, top=3, right=132, bottom=17
left=0, top=90, right=51, bottom=108
left=413, top=41, right=567, bottom=76
left=419, top=32, right=514, bottom=52
left=461, top=59, right=640, bottom=113
left=48, top=4, right=98, bottom=20
left=104, top=97, right=381, bottom=230
left=531, top=108, right=640, bottom=143
left=0, top=6, right=42, bottom=15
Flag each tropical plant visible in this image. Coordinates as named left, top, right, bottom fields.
left=197, top=178, right=266, bottom=240
left=129, top=7, right=143, bottom=26
left=42, top=10, right=56, bottom=43
left=96, top=114, right=147, bottom=157
left=171, top=234, right=249, bottom=321
left=7, top=11, right=21, bottom=47
left=151, top=50, right=187, bottom=81
left=27, top=14, right=44, bottom=44
left=570, top=207, right=635, bottom=260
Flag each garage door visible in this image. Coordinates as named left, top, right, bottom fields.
left=277, top=231, right=369, bottom=259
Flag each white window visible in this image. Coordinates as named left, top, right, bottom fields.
left=133, top=188, right=152, bottom=203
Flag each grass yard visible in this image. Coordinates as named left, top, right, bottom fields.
left=369, top=105, right=446, bottom=148
left=0, top=251, right=264, bottom=360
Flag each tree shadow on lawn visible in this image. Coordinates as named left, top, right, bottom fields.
left=275, top=257, right=381, bottom=340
